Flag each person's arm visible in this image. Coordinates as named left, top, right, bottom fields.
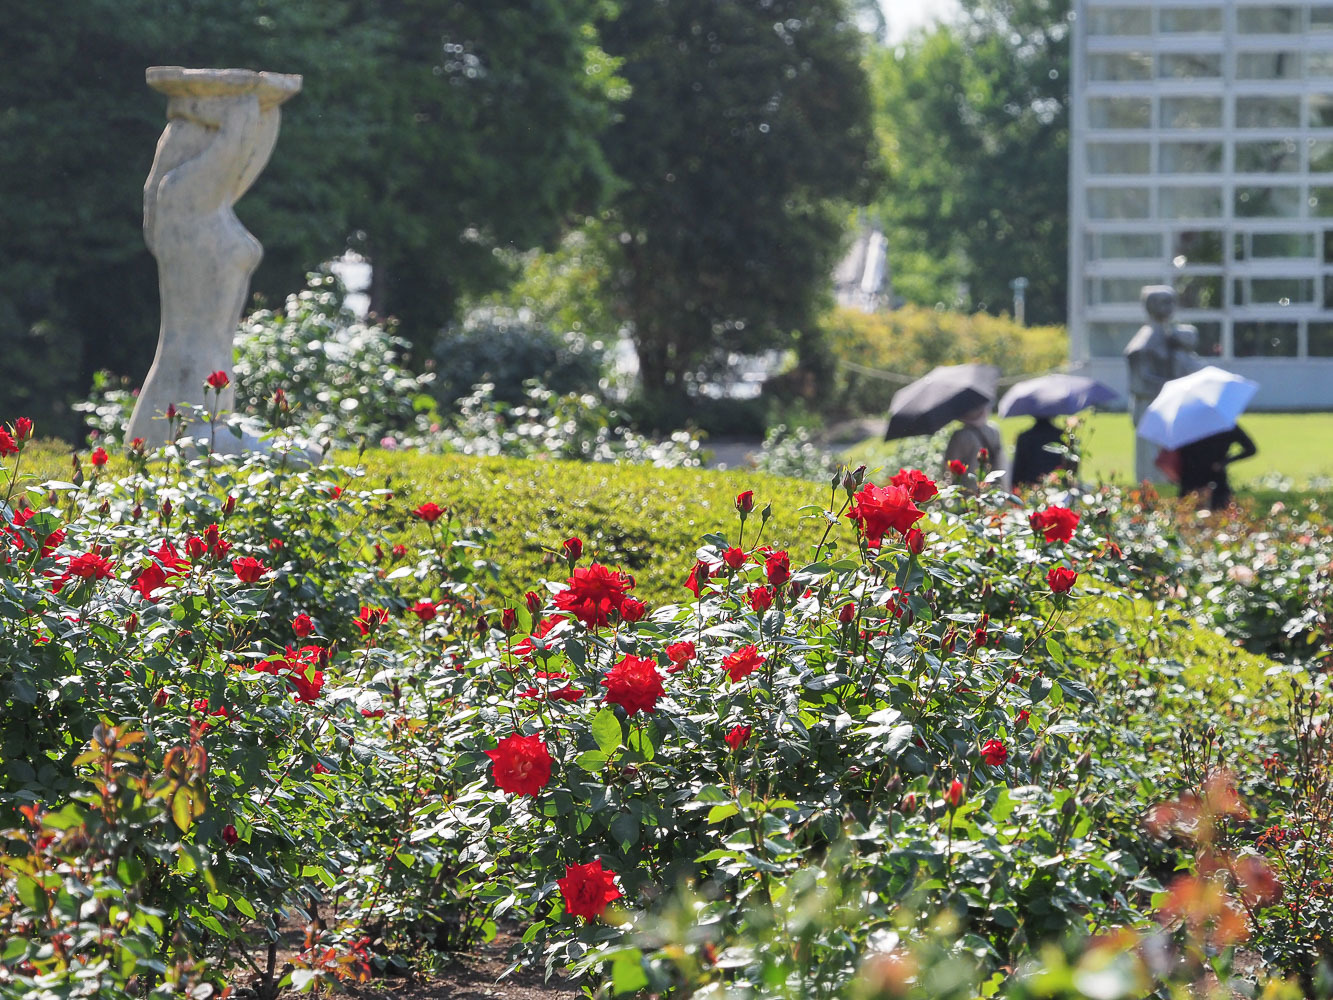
left=1224, top=426, right=1257, bottom=465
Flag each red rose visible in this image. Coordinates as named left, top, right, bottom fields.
left=722, top=645, right=766, bottom=684
left=154, top=687, right=169, bottom=707
left=512, top=615, right=566, bottom=659
left=945, top=778, right=965, bottom=808
left=948, top=459, right=969, bottom=476
left=846, top=483, right=923, bottom=546
left=69, top=552, right=114, bottom=579
left=361, top=708, right=386, bottom=718
left=735, top=490, right=755, bottom=514
left=288, top=664, right=324, bottom=704
left=412, top=502, right=444, bottom=523
left=764, top=550, right=791, bottom=587
left=722, top=546, right=747, bottom=570
left=221, top=824, right=239, bottom=846
left=0, top=428, right=15, bottom=456
left=90, top=447, right=109, bottom=468
left=13, top=417, right=32, bottom=442
left=838, top=602, right=856, bottom=624
left=1047, top=566, right=1077, bottom=594
left=1029, top=506, right=1080, bottom=543
left=222, top=494, right=237, bottom=515
left=1015, top=709, right=1030, bottom=728
left=554, top=563, right=632, bottom=628
left=685, top=559, right=713, bottom=597
left=131, top=562, right=168, bottom=602
left=231, top=557, right=267, bottom=583
left=525, top=591, right=543, bottom=615
left=561, top=537, right=583, bottom=562
left=904, top=528, right=926, bottom=555
left=185, top=535, right=207, bottom=559
left=725, top=724, right=751, bottom=751
left=618, top=596, right=648, bottom=622
left=747, top=586, right=773, bottom=612
left=486, top=733, right=552, bottom=796
left=500, top=608, right=518, bottom=632
left=355, top=605, right=390, bottom=636
left=292, top=612, right=315, bottom=637
left=889, top=468, right=939, bottom=503
left=558, top=859, right=621, bottom=922
left=205, top=370, right=230, bottom=390
left=665, top=641, right=696, bottom=672
left=981, top=738, right=1009, bottom=766
left=151, top=540, right=189, bottom=575
left=408, top=600, right=437, bottom=622
left=601, top=654, right=665, bottom=716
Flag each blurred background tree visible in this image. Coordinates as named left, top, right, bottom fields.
left=872, top=0, right=1070, bottom=325
left=0, top=0, right=615, bottom=438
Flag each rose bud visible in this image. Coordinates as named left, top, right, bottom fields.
left=525, top=591, right=543, bottom=616
left=735, top=490, right=755, bottom=515
left=500, top=608, right=518, bottom=632
left=221, top=824, right=239, bottom=846
left=222, top=495, right=236, bottom=516
left=904, top=528, right=925, bottom=555
left=838, top=602, right=856, bottom=624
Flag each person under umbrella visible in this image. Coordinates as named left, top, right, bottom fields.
left=998, top=374, right=1119, bottom=488
left=883, top=364, right=1003, bottom=482
left=943, top=403, right=1006, bottom=484
left=1177, top=425, right=1256, bottom=510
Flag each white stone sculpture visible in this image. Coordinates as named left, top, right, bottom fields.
left=127, top=67, right=301, bottom=451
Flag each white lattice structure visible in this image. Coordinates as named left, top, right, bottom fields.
left=1069, top=0, right=1333, bottom=408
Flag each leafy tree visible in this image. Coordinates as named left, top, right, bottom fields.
left=872, top=0, right=1070, bottom=325
left=0, top=0, right=615, bottom=438
left=595, top=0, right=882, bottom=420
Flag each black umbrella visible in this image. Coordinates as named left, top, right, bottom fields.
left=884, top=363, right=999, bottom=441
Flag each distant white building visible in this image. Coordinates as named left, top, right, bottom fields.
left=1069, top=0, right=1333, bottom=408
left=834, top=226, right=890, bottom=311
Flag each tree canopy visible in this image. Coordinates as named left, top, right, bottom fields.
left=596, top=0, right=882, bottom=417
left=0, top=0, right=615, bottom=437
left=872, top=0, right=1070, bottom=325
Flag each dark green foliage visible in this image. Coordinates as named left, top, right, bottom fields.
left=431, top=306, right=609, bottom=408
left=596, top=0, right=882, bottom=416
left=0, top=0, right=614, bottom=438
left=874, top=0, right=1070, bottom=324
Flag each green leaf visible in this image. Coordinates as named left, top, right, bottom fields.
left=707, top=803, right=739, bottom=824
left=395, top=851, right=416, bottom=868
left=232, top=896, right=257, bottom=919
left=575, top=750, right=609, bottom=773
left=591, top=707, right=622, bottom=753
left=15, top=875, right=46, bottom=916
left=2, top=937, right=27, bottom=961
left=610, top=812, right=640, bottom=848
left=1044, top=635, right=1066, bottom=664
left=628, top=724, right=655, bottom=761
left=610, top=950, right=648, bottom=995
left=171, top=789, right=193, bottom=832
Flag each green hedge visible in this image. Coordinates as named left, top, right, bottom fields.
left=350, top=451, right=855, bottom=605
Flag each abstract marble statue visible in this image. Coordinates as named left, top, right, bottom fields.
left=1124, top=285, right=1200, bottom=483
left=127, top=67, right=301, bottom=450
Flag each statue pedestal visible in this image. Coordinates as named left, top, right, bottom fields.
left=126, top=67, right=301, bottom=451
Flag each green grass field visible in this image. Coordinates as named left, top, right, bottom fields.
left=846, top=411, right=1333, bottom=490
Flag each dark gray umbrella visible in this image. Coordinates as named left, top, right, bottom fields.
left=884, top=363, right=999, bottom=441
left=997, top=374, right=1120, bottom=418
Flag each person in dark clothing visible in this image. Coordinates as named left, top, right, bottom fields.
left=1177, top=424, right=1257, bottom=509
left=1010, top=417, right=1072, bottom=488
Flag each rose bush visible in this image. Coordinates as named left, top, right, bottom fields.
left=2, top=415, right=1330, bottom=998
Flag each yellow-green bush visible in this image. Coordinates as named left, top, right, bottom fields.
left=820, top=305, right=1068, bottom=417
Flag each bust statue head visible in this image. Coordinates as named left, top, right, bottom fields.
left=1141, top=285, right=1176, bottom=324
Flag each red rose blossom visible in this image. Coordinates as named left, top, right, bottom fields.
left=1029, top=506, right=1080, bottom=543
left=408, top=600, right=437, bottom=622
left=904, top=528, right=926, bottom=555
left=948, top=459, right=969, bottom=476
left=412, top=502, right=444, bottom=522
left=90, top=447, right=108, bottom=468
left=735, top=490, right=755, bottom=514
left=0, top=428, right=15, bottom=456
left=130, top=562, right=168, bottom=602
left=69, top=552, right=114, bottom=579
left=618, top=596, right=648, bottom=622
left=722, top=645, right=766, bottom=684
left=486, top=733, right=552, bottom=797
left=185, top=535, right=207, bottom=559
left=554, top=563, right=632, bottom=628
left=231, top=556, right=267, bottom=583
left=558, top=859, right=621, bottom=921
left=665, top=641, right=696, bottom=672
left=945, top=778, right=965, bottom=808
left=722, top=546, right=747, bottom=570
left=601, top=654, right=665, bottom=716
left=981, top=738, right=1009, bottom=766
left=1047, top=566, right=1078, bottom=594
left=221, top=824, right=239, bottom=845
left=685, top=559, right=714, bottom=597
left=725, top=724, right=752, bottom=750
left=512, top=615, right=566, bottom=659
left=292, top=612, right=316, bottom=637
left=205, top=370, right=230, bottom=390
left=355, top=605, right=390, bottom=636
left=747, top=586, right=773, bottom=612
left=764, top=549, right=791, bottom=587
left=846, top=483, right=923, bottom=546
left=889, top=467, right=939, bottom=503
left=561, top=537, right=583, bottom=562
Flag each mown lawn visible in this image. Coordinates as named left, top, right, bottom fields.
left=845, top=410, right=1333, bottom=490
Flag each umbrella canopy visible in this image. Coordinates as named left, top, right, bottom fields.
left=1136, top=365, right=1259, bottom=449
left=884, top=363, right=999, bottom=441
left=997, top=373, right=1120, bottom=418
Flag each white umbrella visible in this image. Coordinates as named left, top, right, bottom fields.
left=1136, top=366, right=1259, bottom=449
